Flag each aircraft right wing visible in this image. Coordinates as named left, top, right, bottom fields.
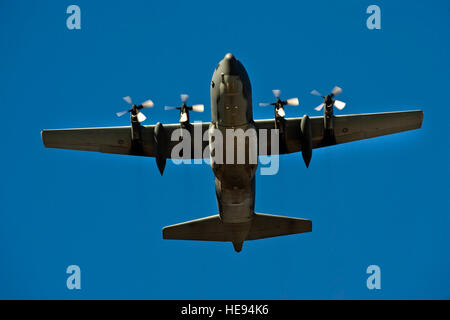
left=41, top=122, right=211, bottom=158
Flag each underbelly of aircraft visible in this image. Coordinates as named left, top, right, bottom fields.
left=214, top=176, right=255, bottom=223
left=211, top=123, right=257, bottom=223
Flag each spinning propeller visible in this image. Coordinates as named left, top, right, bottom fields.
left=311, top=86, right=346, bottom=111
left=116, top=96, right=154, bottom=123
left=164, top=94, right=204, bottom=123
left=259, top=89, right=299, bottom=117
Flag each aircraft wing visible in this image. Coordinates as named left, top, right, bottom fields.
left=42, top=110, right=423, bottom=158
left=41, top=122, right=211, bottom=158
left=255, top=110, right=423, bottom=154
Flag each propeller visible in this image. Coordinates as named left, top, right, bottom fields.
left=116, top=96, right=154, bottom=123
left=310, top=86, right=346, bottom=111
left=164, top=94, right=204, bottom=123
left=258, top=89, right=299, bottom=118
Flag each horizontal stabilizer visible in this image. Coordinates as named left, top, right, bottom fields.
left=162, top=213, right=312, bottom=242
left=163, top=215, right=245, bottom=241
left=247, top=213, right=312, bottom=240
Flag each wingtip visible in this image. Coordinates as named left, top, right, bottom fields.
left=162, top=227, right=168, bottom=239
left=419, top=110, right=424, bottom=128
left=41, top=130, right=47, bottom=147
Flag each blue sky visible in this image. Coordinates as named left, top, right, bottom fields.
left=0, top=0, right=449, bottom=299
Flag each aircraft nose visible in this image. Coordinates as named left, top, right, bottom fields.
left=221, top=52, right=239, bottom=75
left=224, top=52, right=234, bottom=60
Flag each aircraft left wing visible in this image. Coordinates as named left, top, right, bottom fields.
left=41, top=122, right=211, bottom=158
left=255, top=110, right=423, bottom=155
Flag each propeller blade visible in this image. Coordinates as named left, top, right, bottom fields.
left=141, top=99, right=154, bottom=108
left=258, top=102, right=272, bottom=107
left=137, top=112, right=147, bottom=123
left=180, top=94, right=189, bottom=103
left=180, top=111, right=188, bottom=123
left=116, top=110, right=129, bottom=117
left=314, top=103, right=324, bottom=111
left=192, top=104, right=204, bottom=112
left=334, top=100, right=346, bottom=110
left=123, top=96, right=133, bottom=105
left=164, top=106, right=177, bottom=110
left=272, top=89, right=281, bottom=98
left=311, top=89, right=322, bottom=97
left=276, top=107, right=286, bottom=117
left=331, top=86, right=342, bottom=96
left=286, top=98, right=299, bottom=106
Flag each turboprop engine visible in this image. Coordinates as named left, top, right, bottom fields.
left=300, top=115, right=312, bottom=168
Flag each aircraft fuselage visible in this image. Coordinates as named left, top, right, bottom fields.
left=209, top=53, right=257, bottom=224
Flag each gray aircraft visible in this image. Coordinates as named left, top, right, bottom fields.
left=41, top=53, right=423, bottom=252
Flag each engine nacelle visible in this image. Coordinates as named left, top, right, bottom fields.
left=300, top=115, right=312, bottom=168
left=154, top=122, right=167, bottom=175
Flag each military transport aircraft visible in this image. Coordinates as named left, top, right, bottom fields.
left=41, top=53, right=423, bottom=252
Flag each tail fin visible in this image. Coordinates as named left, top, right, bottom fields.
left=162, top=213, right=312, bottom=252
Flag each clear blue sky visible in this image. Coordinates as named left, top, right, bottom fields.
left=0, top=0, right=449, bottom=299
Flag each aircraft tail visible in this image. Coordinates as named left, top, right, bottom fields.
left=162, top=213, right=312, bottom=252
